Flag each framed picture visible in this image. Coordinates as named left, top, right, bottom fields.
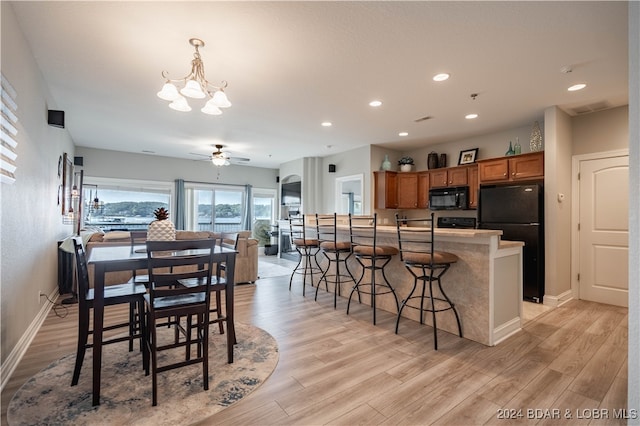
left=458, top=148, right=478, bottom=165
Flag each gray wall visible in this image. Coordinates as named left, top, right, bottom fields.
left=573, top=105, right=628, bottom=155
left=1, top=2, right=75, bottom=375
left=75, top=147, right=278, bottom=189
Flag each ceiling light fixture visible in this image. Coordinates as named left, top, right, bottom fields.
left=157, top=38, right=231, bottom=115
left=321, top=121, right=332, bottom=127
left=399, top=132, right=408, bottom=137
left=568, top=83, right=587, bottom=92
left=465, top=113, right=478, bottom=119
left=369, top=100, right=382, bottom=107
left=211, top=145, right=231, bottom=167
left=433, top=73, right=450, bottom=82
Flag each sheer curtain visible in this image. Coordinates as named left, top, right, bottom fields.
left=243, top=184, right=252, bottom=230
left=174, top=179, right=185, bottom=230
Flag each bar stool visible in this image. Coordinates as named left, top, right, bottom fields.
left=315, top=213, right=356, bottom=308
left=289, top=214, right=322, bottom=296
left=395, top=212, right=462, bottom=350
left=347, top=213, right=400, bottom=325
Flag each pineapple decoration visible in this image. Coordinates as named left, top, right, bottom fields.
left=147, top=207, right=176, bottom=241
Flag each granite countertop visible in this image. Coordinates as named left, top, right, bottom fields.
left=372, top=225, right=503, bottom=238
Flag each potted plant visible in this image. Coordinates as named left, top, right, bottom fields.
left=398, top=156, right=414, bottom=172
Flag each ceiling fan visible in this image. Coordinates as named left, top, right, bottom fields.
left=190, top=144, right=250, bottom=166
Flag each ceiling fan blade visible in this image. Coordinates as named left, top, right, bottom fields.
left=189, top=152, right=214, bottom=161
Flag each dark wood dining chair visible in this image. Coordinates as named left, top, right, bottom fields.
left=144, top=238, right=217, bottom=406
left=70, top=237, right=147, bottom=387
left=129, top=230, right=150, bottom=284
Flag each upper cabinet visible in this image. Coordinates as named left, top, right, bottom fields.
left=477, top=152, right=544, bottom=183
left=396, top=172, right=418, bottom=209
left=430, top=167, right=468, bottom=188
left=417, top=172, right=430, bottom=209
left=373, top=171, right=398, bottom=209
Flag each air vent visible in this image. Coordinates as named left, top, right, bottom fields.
left=414, top=115, right=433, bottom=123
left=568, top=101, right=612, bottom=115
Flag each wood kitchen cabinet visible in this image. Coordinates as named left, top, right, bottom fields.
left=467, top=165, right=479, bottom=209
left=374, top=171, right=398, bottom=209
left=430, top=166, right=468, bottom=188
left=417, top=171, right=430, bottom=209
left=478, top=151, right=544, bottom=183
left=396, top=172, right=418, bottom=209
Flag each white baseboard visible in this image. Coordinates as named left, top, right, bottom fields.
left=1, top=289, right=59, bottom=391
left=544, top=290, right=573, bottom=308
left=492, top=317, right=522, bottom=346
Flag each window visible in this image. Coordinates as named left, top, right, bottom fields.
left=82, top=177, right=172, bottom=231
left=252, top=188, right=277, bottom=246
left=184, top=183, right=246, bottom=232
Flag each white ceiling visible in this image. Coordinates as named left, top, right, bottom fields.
left=9, top=1, right=629, bottom=169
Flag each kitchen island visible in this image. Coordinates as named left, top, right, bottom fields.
left=329, top=225, right=524, bottom=346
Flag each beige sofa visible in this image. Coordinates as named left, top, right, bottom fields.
left=85, top=230, right=259, bottom=285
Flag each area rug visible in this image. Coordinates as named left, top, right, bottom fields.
left=7, top=322, right=278, bottom=425
left=258, top=261, right=294, bottom=279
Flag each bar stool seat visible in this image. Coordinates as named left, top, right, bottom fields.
left=353, top=245, right=399, bottom=257
left=402, top=251, right=459, bottom=265
left=395, top=212, right=462, bottom=350
left=289, top=214, right=322, bottom=296
left=347, top=213, right=399, bottom=325
left=315, top=213, right=356, bottom=308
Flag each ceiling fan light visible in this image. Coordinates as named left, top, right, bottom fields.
left=157, top=82, right=180, bottom=101
left=201, top=100, right=222, bottom=115
left=211, top=156, right=228, bottom=166
left=168, top=96, right=192, bottom=112
left=212, top=90, right=232, bottom=108
left=180, top=79, right=206, bottom=99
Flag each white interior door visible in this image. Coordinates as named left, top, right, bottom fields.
left=578, top=154, right=629, bottom=307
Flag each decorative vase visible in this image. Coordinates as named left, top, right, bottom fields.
left=514, top=137, right=521, bottom=155
left=381, top=155, right=391, bottom=171
left=505, top=141, right=515, bottom=156
left=147, top=207, right=176, bottom=241
left=428, top=152, right=439, bottom=169
left=438, top=153, right=447, bottom=168
left=530, top=121, right=543, bottom=152
left=400, top=164, right=412, bottom=172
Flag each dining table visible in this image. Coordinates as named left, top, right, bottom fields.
left=87, top=242, right=237, bottom=406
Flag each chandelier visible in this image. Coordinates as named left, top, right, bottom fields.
left=157, top=38, right=231, bottom=115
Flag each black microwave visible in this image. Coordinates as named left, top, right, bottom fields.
left=429, top=186, right=469, bottom=210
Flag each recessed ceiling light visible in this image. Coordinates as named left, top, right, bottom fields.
left=568, top=83, right=586, bottom=91
left=433, top=73, right=450, bottom=82
left=321, top=121, right=332, bottom=127
left=399, top=132, right=408, bottom=137
left=465, top=113, right=478, bottom=119
left=369, top=100, right=382, bottom=107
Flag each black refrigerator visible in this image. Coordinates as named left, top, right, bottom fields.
left=478, top=183, right=544, bottom=303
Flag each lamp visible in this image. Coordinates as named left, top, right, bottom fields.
left=157, top=38, right=232, bottom=115
left=84, top=185, right=104, bottom=215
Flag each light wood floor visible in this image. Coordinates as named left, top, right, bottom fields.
left=2, top=271, right=628, bottom=425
